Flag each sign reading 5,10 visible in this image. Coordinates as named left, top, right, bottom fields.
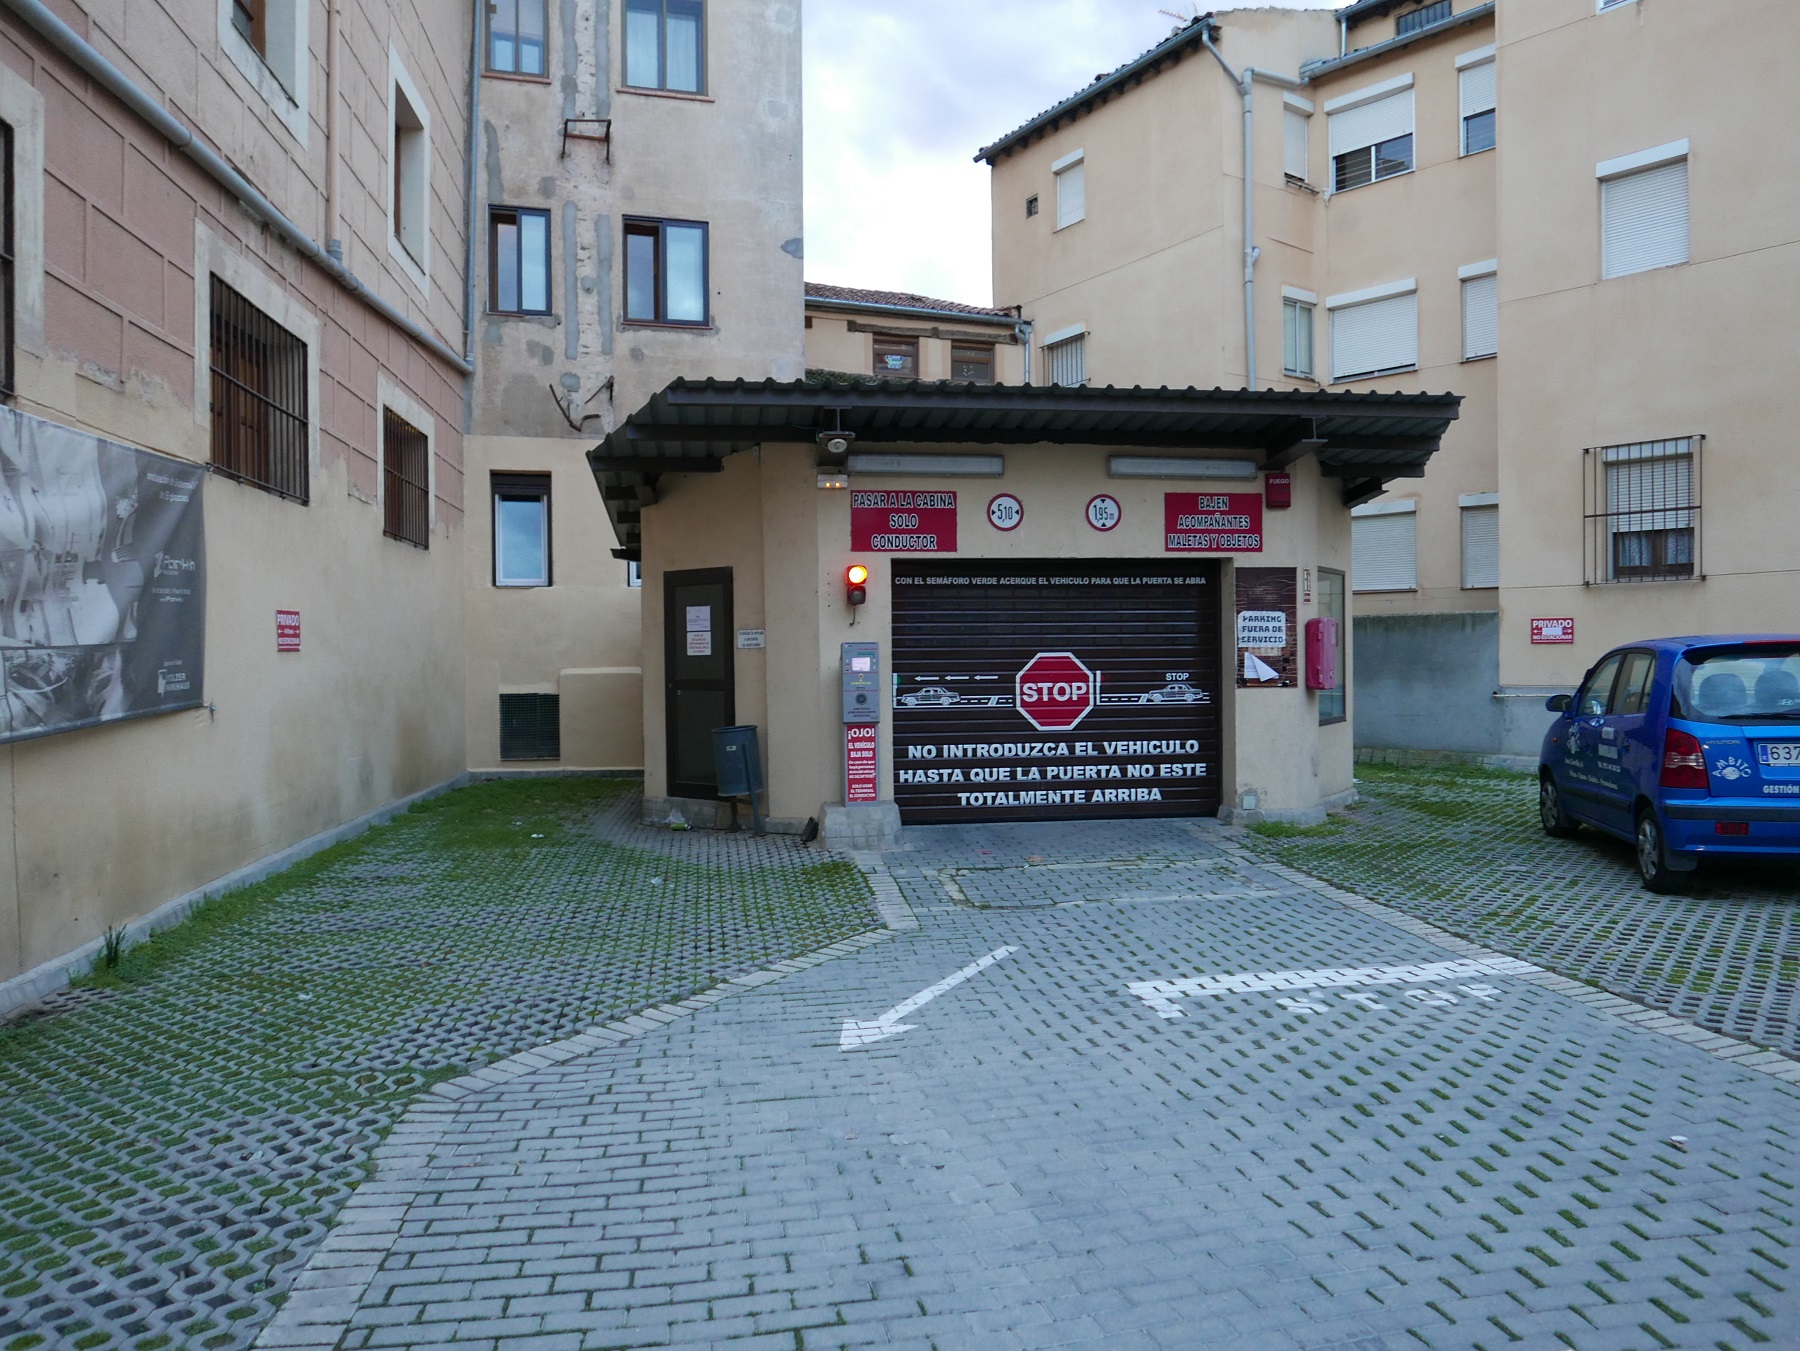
left=987, top=494, right=1023, bottom=531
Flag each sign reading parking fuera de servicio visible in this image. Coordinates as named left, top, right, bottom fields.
left=851, top=491, right=958, bottom=553
left=1164, top=492, right=1264, bottom=552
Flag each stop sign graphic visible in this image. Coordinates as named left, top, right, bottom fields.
left=1016, top=651, right=1098, bottom=731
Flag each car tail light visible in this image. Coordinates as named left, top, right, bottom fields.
left=1714, top=821, right=1750, bottom=837
left=1660, top=728, right=1710, bottom=790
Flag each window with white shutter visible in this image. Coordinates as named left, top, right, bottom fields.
left=1327, top=79, right=1414, bottom=192
left=1046, top=333, right=1086, bottom=387
left=1328, top=284, right=1417, bottom=382
left=1600, top=149, right=1688, bottom=279
left=1284, top=107, right=1309, bottom=181
left=1459, top=58, right=1495, bottom=155
left=1053, top=150, right=1085, bottom=230
left=1461, top=268, right=1497, bottom=360
left=1461, top=500, right=1500, bottom=589
left=1352, top=504, right=1418, bottom=593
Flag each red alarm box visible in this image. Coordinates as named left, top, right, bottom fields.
left=1264, top=471, right=1293, bottom=509
left=1305, top=616, right=1338, bottom=690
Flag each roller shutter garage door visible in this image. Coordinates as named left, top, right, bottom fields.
left=892, top=561, right=1223, bottom=824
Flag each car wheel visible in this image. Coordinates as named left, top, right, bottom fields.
left=1635, top=808, right=1687, bottom=895
left=1538, top=774, right=1580, bottom=838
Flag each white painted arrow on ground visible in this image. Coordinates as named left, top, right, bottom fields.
left=839, top=946, right=1017, bottom=1050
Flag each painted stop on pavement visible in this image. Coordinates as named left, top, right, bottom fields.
left=1016, top=651, right=1097, bottom=731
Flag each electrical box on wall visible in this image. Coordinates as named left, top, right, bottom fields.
left=1305, top=617, right=1338, bottom=691
left=842, top=641, right=881, bottom=722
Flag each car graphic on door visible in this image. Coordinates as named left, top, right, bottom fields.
left=1140, top=683, right=1211, bottom=705
left=898, top=686, right=960, bottom=708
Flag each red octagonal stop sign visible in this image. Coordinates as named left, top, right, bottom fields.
left=1016, top=651, right=1098, bottom=732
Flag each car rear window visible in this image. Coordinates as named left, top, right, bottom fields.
left=1674, top=646, right=1800, bottom=721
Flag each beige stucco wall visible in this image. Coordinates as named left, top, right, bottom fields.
left=1493, top=0, right=1800, bottom=690
left=803, top=310, right=1025, bottom=384
left=463, top=0, right=804, bottom=774
left=0, top=3, right=471, bottom=990
left=639, top=445, right=1356, bottom=823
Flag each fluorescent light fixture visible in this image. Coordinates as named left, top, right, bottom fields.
left=847, top=453, right=1005, bottom=477
left=1108, top=456, right=1258, bottom=480
left=816, top=471, right=849, bottom=490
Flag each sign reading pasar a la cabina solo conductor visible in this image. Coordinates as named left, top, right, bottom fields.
left=851, top=491, right=958, bottom=552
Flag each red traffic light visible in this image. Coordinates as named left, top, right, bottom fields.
left=846, top=563, right=869, bottom=606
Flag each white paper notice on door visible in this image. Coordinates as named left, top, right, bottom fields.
left=687, top=630, right=713, bottom=657
left=686, top=605, right=711, bottom=633
left=1236, top=610, right=1288, bottom=652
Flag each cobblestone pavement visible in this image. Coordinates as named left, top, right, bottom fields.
left=0, top=781, right=878, bottom=1351
left=1243, top=763, right=1800, bottom=1058
left=260, top=816, right=1800, bottom=1351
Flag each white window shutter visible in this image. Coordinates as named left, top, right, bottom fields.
left=1056, top=163, right=1086, bottom=229
left=1461, top=273, right=1498, bottom=359
left=1352, top=512, right=1418, bottom=592
left=1461, top=505, right=1499, bottom=588
left=1047, top=335, right=1086, bottom=386
left=1328, top=89, right=1414, bottom=159
left=1284, top=108, right=1309, bottom=179
left=1330, top=292, right=1418, bottom=381
left=1602, top=161, right=1688, bottom=278
left=1459, top=61, right=1496, bottom=119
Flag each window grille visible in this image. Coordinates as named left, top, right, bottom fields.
left=1396, top=0, right=1452, bottom=36
left=209, top=276, right=309, bottom=502
left=0, top=120, right=13, bottom=401
left=1584, top=437, right=1701, bottom=584
left=1046, top=334, right=1086, bottom=387
left=499, top=693, right=560, bottom=760
left=382, top=408, right=429, bottom=548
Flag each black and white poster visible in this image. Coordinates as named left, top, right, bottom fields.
left=0, top=406, right=206, bottom=743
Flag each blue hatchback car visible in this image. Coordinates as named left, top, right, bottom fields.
left=1538, top=635, right=1800, bottom=892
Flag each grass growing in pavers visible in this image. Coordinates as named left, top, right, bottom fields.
left=1244, top=760, right=1800, bottom=1057
left=0, top=778, right=878, bottom=1351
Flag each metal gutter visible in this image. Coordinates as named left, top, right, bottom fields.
left=1302, top=3, right=1496, bottom=80
left=0, top=0, right=475, bottom=376
left=804, top=296, right=1019, bottom=326
left=462, top=0, right=482, bottom=368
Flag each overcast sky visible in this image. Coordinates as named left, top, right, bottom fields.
left=803, top=1, right=1343, bottom=307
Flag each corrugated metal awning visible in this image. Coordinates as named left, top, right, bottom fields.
left=590, top=378, right=1462, bottom=557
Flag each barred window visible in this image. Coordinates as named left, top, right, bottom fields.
left=499, top=692, right=560, bottom=760
left=1047, top=334, right=1086, bottom=387
left=209, top=276, right=309, bottom=502
left=382, top=408, right=429, bottom=548
left=1584, top=437, right=1701, bottom=584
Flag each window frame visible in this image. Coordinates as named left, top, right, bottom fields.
left=1052, top=149, right=1085, bottom=230
left=381, top=406, right=431, bottom=549
left=1327, top=282, right=1418, bottom=384
left=951, top=342, right=995, bottom=384
left=387, top=49, right=431, bottom=287
left=1025, top=195, right=1039, bottom=219
left=622, top=216, right=710, bottom=327
left=1282, top=293, right=1315, bottom=379
left=1583, top=436, right=1703, bottom=585
left=1599, top=147, right=1689, bottom=280
left=493, top=471, right=553, bottom=588
left=0, top=118, right=13, bottom=402
left=1395, top=0, right=1452, bottom=36
left=218, top=0, right=308, bottom=141
left=488, top=206, right=553, bottom=315
left=872, top=334, right=919, bottom=379
left=208, top=274, right=311, bottom=504
left=1317, top=568, right=1347, bottom=725
left=622, top=0, right=707, bottom=95
left=1044, top=329, right=1087, bottom=387
left=1459, top=496, right=1499, bottom=590
left=1350, top=501, right=1418, bottom=594
left=485, top=0, right=549, bottom=77
left=1460, top=263, right=1498, bottom=361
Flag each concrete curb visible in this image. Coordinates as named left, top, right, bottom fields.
left=252, top=920, right=899, bottom=1350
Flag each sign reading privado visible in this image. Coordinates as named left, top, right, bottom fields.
left=851, top=491, right=957, bottom=552
left=1164, top=493, right=1264, bottom=552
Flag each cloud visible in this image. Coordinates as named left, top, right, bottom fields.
left=804, top=0, right=1343, bottom=305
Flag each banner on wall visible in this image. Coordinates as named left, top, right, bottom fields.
left=0, top=406, right=206, bottom=743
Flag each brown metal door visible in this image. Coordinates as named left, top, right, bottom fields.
left=663, top=567, right=734, bottom=799
left=891, top=561, right=1223, bottom=824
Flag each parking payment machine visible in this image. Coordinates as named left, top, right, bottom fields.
left=842, top=642, right=880, bottom=804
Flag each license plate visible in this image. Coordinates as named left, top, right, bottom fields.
left=1756, top=742, right=1800, bottom=767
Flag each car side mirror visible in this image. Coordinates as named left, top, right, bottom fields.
left=1546, top=693, right=1573, bottom=714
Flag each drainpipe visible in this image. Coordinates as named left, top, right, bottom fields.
left=1015, top=317, right=1034, bottom=385
left=1340, top=12, right=1349, bottom=57
left=1201, top=23, right=1305, bottom=392
left=0, top=0, right=474, bottom=375
left=462, top=0, right=483, bottom=367
left=324, top=0, right=342, bottom=261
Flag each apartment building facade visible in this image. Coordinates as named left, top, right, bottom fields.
left=983, top=0, right=1797, bottom=758
left=0, top=0, right=474, bottom=1000
left=463, top=0, right=804, bottom=776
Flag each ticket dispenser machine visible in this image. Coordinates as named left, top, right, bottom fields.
left=841, top=642, right=881, bottom=806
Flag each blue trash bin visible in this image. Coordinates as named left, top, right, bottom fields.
left=711, top=725, right=765, bottom=832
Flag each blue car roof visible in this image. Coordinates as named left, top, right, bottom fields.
left=1622, top=634, right=1800, bottom=653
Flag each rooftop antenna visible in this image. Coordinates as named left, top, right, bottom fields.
left=1159, top=4, right=1201, bottom=28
